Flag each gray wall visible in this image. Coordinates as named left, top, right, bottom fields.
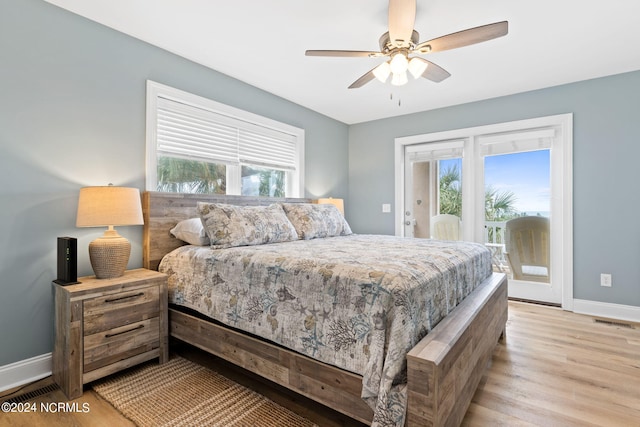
left=348, top=70, right=640, bottom=308
left=0, top=0, right=348, bottom=366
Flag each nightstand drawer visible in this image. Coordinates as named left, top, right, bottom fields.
left=83, top=285, right=160, bottom=335
left=84, top=317, right=160, bottom=372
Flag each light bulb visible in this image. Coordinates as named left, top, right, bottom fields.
left=391, top=72, right=408, bottom=86
left=408, top=57, right=428, bottom=79
left=389, top=53, right=409, bottom=75
left=372, top=61, right=391, bottom=83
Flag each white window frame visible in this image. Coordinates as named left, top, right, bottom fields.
left=145, top=80, right=305, bottom=197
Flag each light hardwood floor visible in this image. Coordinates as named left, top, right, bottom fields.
left=1, top=301, right=638, bottom=426
left=464, top=301, right=640, bottom=426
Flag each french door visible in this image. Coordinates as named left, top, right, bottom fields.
left=403, top=140, right=464, bottom=238
left=396, top=115, right=572, bottom=307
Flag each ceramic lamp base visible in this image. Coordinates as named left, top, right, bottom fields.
left=89, top=229, right=131, bottom=279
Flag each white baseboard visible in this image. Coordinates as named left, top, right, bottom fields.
left=0, top=353, right=52, bottom=393
left=573, top=299, right=640, bottom=324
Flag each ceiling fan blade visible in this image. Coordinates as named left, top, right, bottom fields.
left=416, top=58, right=451, bottom=82
left=414, top=21, right=508, bottom=54
left=305, top=50, right=384, bottom=58
left=388, top=0, right=416, bottom=48
left=348, top=68, right=377, bottom=89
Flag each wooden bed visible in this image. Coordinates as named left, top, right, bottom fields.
left=142, top=191, right=507, bottom=426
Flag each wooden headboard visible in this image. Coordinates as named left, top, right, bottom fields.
left=142, top=191, right=311, bottom=271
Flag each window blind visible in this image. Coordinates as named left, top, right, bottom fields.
left=238, top=125, right=297, bottom=171
left=479, top=127, right=556, bottom=156
left=406, top=140, right=465, bottom=162
left=157, top=96, right=297, bottom=170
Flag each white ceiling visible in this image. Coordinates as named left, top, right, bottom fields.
left=45, top=0, right=640, bottom=124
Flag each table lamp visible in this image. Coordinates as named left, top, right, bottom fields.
left=76, top=185, right=144, bottom=279
left=317, top=197, right=345, bottom=216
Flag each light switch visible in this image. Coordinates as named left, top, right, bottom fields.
left=382, top=204, right=391, bottom=213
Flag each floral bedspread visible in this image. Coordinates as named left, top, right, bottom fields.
left=159, top=234, right=492, bottom=426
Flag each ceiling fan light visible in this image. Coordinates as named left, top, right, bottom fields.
left=391, top=71, right=408, bottom=86
left=373, top=61, right=391, bottom=83
left=408, top=57, right=428, bottom=79
left=389, top=53, right=409, bottom=74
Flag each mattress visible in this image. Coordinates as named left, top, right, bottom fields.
left=159, top=234, right=492, bottom=426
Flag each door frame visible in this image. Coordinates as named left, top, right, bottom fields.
left=394, top=114, right=573, bottom=309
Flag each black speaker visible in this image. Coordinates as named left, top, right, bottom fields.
left=54, top=237, right=79, bottom=285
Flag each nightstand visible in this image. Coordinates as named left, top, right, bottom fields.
left=53, top=268, right=168, bottom=399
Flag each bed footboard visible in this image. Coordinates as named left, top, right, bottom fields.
left=406, top=273, right=508, bottom=426
left=169, top=308, right=375, bottom=424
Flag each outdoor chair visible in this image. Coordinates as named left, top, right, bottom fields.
left=505, top=216, right=550, bottom=282
left=431, top=214, right=462, bottom=240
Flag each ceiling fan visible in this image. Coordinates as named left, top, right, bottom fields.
left=305, top=0, right=508, bottom=89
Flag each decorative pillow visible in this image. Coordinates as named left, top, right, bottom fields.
left=197, top=202, right=298, bottom=249
left=281, top=203, right=353, bottom=240
left=169, top=218, right=210, bottom=246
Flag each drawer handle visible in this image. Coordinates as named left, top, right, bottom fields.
left=105, top=292, right=145, bottom=303
left=105, top=324, right=144, bottom=338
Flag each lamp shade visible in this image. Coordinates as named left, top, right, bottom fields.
left=76, top=186, right=143, bottom=227
left=373, top=61, right=391, bottom=83
left=408, top=57, right=429, bottom=79
left=391, top=72, right=408, bottom=86
left=389, top=53, right=409, bottom=74
left=317, top=197, right=345, bottom=216
left=76, top=186, right=143, bottom=279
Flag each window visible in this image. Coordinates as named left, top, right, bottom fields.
left=146, top=81, right=304, bottom=197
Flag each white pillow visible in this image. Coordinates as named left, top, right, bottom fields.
left=170, top=218, right=210, bottom=246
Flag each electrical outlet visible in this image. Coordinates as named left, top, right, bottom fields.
left=600, top=273, right=612, bottom=287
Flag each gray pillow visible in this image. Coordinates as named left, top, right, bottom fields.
left=197, top=203, right=298, bottom=249
left=281, top=203, right=352, bottom=240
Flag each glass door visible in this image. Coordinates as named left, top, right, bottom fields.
left=400, top=125, right=566, bottom=305
left=403, top=140, right=464, bottom=238
left=396, top=114, right=572, bottom=307
left=479, top=128, right=561, bottom=304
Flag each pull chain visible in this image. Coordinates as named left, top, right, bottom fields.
left=390, top=93, right=401, bottom=107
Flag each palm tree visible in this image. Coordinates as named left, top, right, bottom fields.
left=484, top=186, right=518, bottom=244
left=257, top=169, right=285, bottom=197
left=439, top=164, right=463, bottom=217
left=156, top=156, right=226, bottom=194
left=438, top=163, right=518, bottom=221
left=485, top=186, right=518, bottom=221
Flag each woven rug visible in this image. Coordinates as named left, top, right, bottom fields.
left=92, top=356, right=318, bottom=427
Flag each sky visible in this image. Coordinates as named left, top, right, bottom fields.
left=484, top=150, right=550, bottom=214
left=441, top=149, right=550, bottom=214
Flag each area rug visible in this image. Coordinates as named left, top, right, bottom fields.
left=92, top=356, right=318, bottom=427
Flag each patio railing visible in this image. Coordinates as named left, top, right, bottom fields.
left=485, top=221, right=508, bottom=271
